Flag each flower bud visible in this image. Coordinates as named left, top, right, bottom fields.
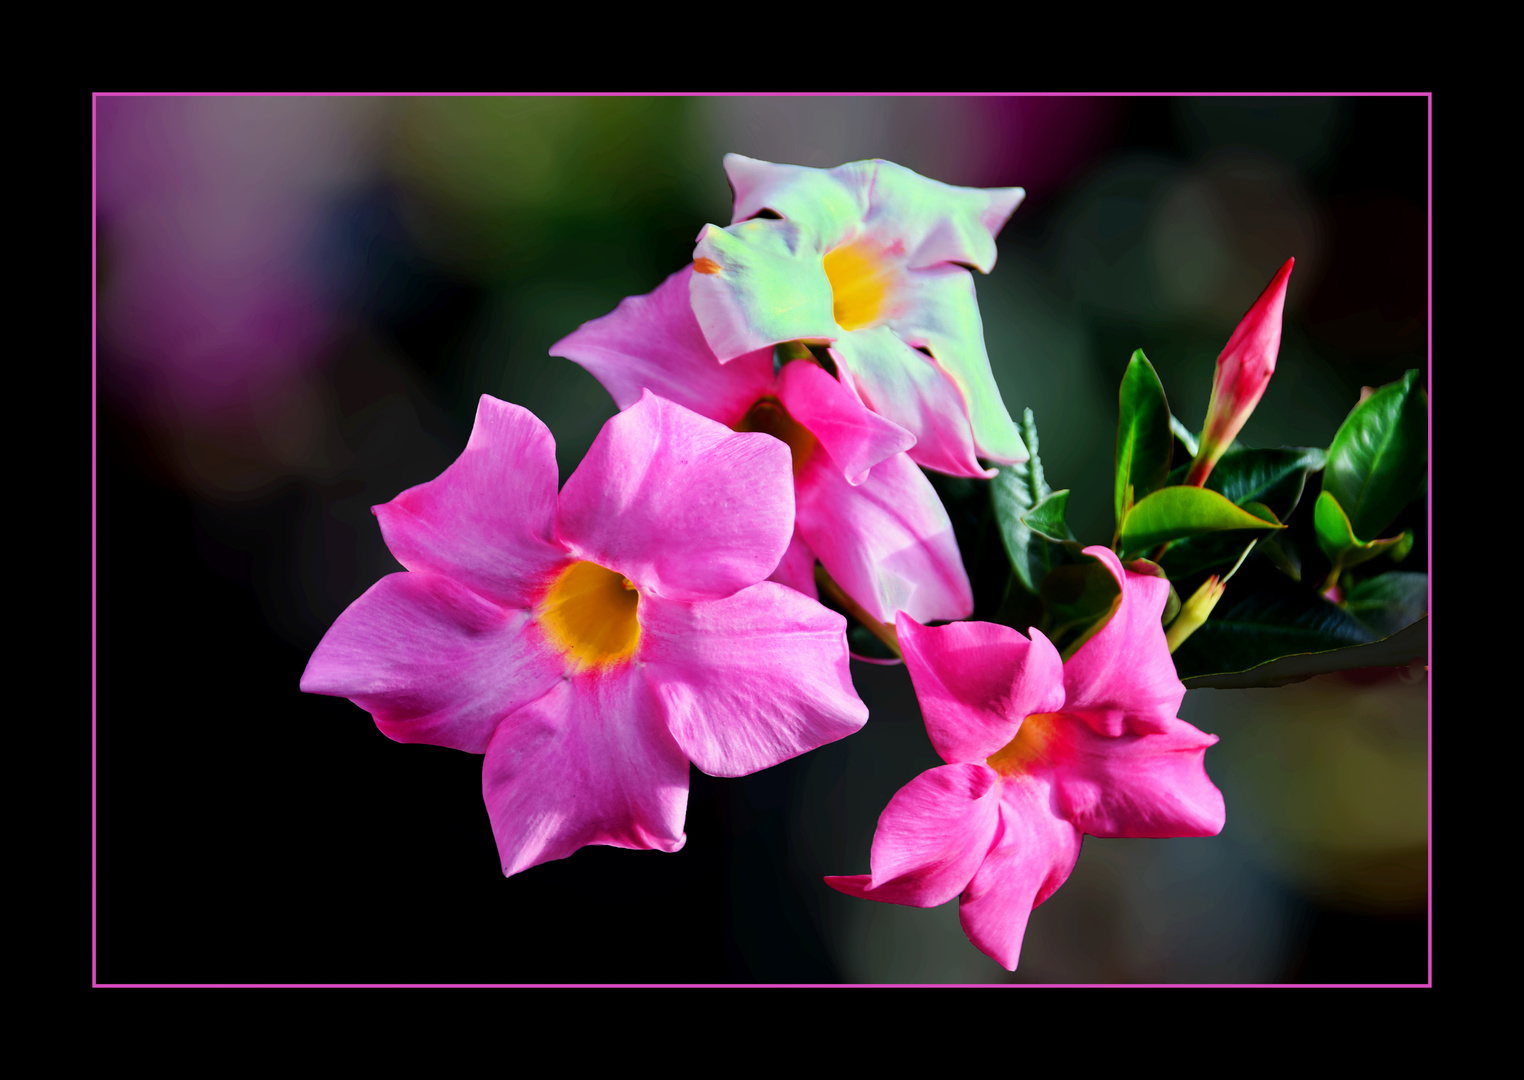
left=1185, top=258, right=1294, bottom=487
left=1165, top=574, right=1227, bottom=654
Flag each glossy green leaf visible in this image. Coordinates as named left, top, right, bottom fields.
left=1323, top=369, right=1427, bottom=542
left=1314, top=490, right=1405, bottom=573
left=1165, top=446, right=1326, bottom=521
left=1181, top=617, right=1425, bottom=689
left=1343, top=571, right=1428, bottom=639
left=1389, top=528, right=1415, bottom=563
left=1171, top=577, right=1378, bottom=682
left=991, top=408, right=1057, bottom=595
left=1156, top=502, right=1276, bottom=580
left=1114, top=350, right=1173, bottom=526
left=1119, top=485, right=1282, bottom=557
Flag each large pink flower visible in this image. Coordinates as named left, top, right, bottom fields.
left=688, top=155, right=1028, bottom=479
left=825, top=547, right=1224, bottom=971
left=551, top=265, right=973, bottom=630
left=301, top=391, right=867, bottom=877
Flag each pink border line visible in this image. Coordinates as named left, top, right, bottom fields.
left=90, top=90, right=1435, bottom=990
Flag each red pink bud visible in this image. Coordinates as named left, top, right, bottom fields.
left=1185, top=258, right=1294, bottom=487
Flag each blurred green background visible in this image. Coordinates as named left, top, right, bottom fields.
left=97, top=95, right=1428, bottom=984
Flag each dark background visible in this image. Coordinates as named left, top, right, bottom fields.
left=96, top=95, right=1429, bottom=984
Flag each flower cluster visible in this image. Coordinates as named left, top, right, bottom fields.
left=295, top=154, right=1343, bottom=977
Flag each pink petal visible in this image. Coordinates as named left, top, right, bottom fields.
left=1062, top=547, right=1185, bottom=737
left=887, top=264, right=1026, bottom=465
left=556, top=390, right=795, bottom=602
left=482, top=671, right=689, bottom=878
left=957, top=777, right=1083, bottom=971
left=640, top=584, right=866, bottom=777
left=898, top=617, right=1066, bottom=765
left=795, top=450, right=972, bottom=626
left=724, top=154, right=867, bottom=249
left=832, top=762, right=1002, bottom=907
left=767, top=528, right=819, bottom=601
left=723, top=155, right=1023, bottom=274
left=690, top=219, right=838, bottom=362
left=373, top=396, right=567, bottom=610
left=1043, top=712, right=1225, bottom=839
left=300, top=571, right=565, bottom=754
left=832, top=328, right=992, bottom=479
left=774, top=356, right=914, bottom=485
left=854, top=159, right=1023, bottom=273
left=548, top=265, right=776, bottom=428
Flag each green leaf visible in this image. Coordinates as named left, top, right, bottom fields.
left=1180, top=617, right=1425, bottom=689
left=1022, top=489, right=1073, bottom=544
left=1156, top=502, right=1277, bottom=580
left=1314, top=490, right=1406, bottom=574
left=1343, top=571, right=1428, bottom=639
left=1171, top=578, right=1379, bottom=683
left=1114, top=349, right=1173, bottom=527
left=1119, top=485, right=1283, bottom=557
left=1164, top=446, right=1327, bottom=521
left=991, top=409, right=1057, bottom=595
left=1323, top=369, right=1427, bottom=542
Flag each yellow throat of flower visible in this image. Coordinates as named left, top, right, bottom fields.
left=823, top=242, right=892, bottom=332
left=734, top=395, right=819, bottom=478
left=986, top=713, right=1061, bottom=776
left=538, top=560, right=641, bottom=671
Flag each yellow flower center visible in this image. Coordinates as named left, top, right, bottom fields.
left=823, top=241, right=893, bottom=331
left=734, top=395, right=819, bottom=478
left=986, top=713, right=1062, bottom=776
left=538, top=561, right=641, bottom=671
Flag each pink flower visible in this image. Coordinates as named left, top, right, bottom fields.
left=825, top=547, right=1224, bottom=971
left=688, top=155, right=1028, bottom=479
left=301, top=392, right=867, bottom=877
left=551, top=265, right=973, bottom=631
left=1185, top=258, right=1295, bottom=487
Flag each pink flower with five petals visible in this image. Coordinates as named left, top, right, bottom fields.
left=826, top=547, right=1224, bottom=971
left=301, top=391, right=867, bottom=877
left=688, top=155, right=1029, bottom=479
left=551, top=265, right=973, bottom=632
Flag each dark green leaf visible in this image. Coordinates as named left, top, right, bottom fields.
left=1114, top=349, right=1173, bottom=526
left=1171, top=577, right=1377, bottom=682
left=1257, top=533, right=1302, bottom=582
left=1323, top=369, right=1427, bottom=542
left=1181, top=617, right=1426, bottom=689
left=1343, top=571, right=1428, bottom=639
left=991, top=408, right=1058, bottom=595
left=1040, top=553, right=1122, bottom=659
left=1119, top=485, right=1282, bottom=557
left=1022, top=489, right=1073, bottom=544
